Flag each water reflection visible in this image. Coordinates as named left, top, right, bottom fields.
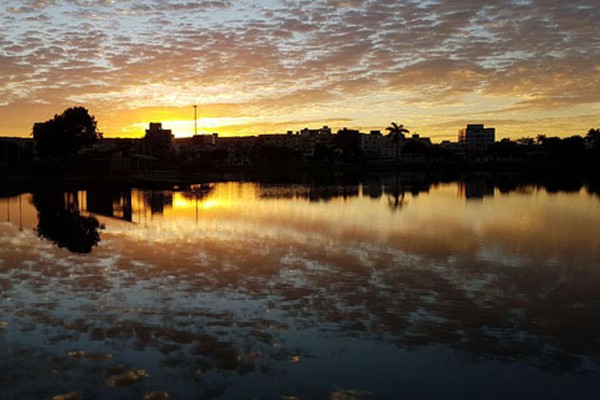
left=458, top=179, right=495, bottom=199
left=32, top=190, right=101, bottom=254
left=86, top=186, right=133, bottom=222
left=0, top=175, right=600, bottom=399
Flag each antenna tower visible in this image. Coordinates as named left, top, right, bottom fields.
left=193, top=104, right=198, bottom=136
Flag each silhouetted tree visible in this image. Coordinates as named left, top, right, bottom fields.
left=386, top=122, right=409, bottom=160
left=587, top=128, right=600, bottom=142
left=385, top=173, right=405, bottom=211
left=488, top=138, right=522, bottom=160
left=32, top=107, right=101, bottom=161
left=586, top=128, right=600, bottom=156
left=538, top=136, right=562, bottom=156
left=537, top=135, right=585, bottom=160
left=561, top=135, right=586, bottom=158
left=515, top=137, right=535, bottom=146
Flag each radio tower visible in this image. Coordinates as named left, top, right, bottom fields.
left=193, top=104, right=198, bottom=136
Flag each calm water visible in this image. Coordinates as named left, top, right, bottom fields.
left=1, top=177, right=600, bottom=399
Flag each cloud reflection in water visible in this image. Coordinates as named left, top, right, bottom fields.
left=0, top=181, right=600, bottom=398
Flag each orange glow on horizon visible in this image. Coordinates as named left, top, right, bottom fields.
left=0, top=97, right=597, bottom=142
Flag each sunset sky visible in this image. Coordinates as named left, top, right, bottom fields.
left=1, top=0, right=599, bottom=142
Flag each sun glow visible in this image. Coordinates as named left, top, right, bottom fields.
left=172, top=193, right=227, bottom=211
left=172, top=195, right=196, bottom=209
left=201, top=199, right=221, bottom=209
left=125, top=117, right=254, bottom=138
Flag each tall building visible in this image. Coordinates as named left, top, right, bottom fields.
left=458, top=124, right=495, bottom=148
left=142, top=122, right=174, bottom=157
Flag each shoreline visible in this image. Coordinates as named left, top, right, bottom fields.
left=2, top=161, right=599, bottom=197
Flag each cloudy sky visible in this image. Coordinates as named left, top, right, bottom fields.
left=1, top=0, right=599, bottom=141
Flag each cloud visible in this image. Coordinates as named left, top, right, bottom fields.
left=385, top=59, right=488, bottom=104
left=0, top=0, right=599, bottom=138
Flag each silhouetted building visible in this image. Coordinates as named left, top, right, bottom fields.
left=299, top=126, right=332, bottom=136
left=440, top=140, right=459, bottom=149
left=257, top=126, right=335, bottom=160
left=0, top=137, right=34, bottom=172
left=175, top=135, right=208, bottom=148
left=220, top=136, right=257, bottom=166
left=409, top=134, right=432, bottom=146
left=142, top=122, right=174, bottom=158
left=361, top=130, right=384, bottom=159
left=259, top=133, right=295, bottom=148
left=459, top=124, right=495, bottom=148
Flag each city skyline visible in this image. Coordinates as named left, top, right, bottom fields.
left=1, top=1, right=599, bottom=141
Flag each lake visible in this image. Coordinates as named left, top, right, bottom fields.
left=1, top=174, right=600, bottom=399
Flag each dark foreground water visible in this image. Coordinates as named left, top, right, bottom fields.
left=1, top=176, right=600, bottom=399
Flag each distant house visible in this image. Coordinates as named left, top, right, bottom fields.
left=458, top=124, right=495, bottom=149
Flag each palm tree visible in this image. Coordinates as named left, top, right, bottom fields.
left=386, top=122, right=409, bottom=160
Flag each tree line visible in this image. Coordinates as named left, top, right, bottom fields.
left=488, top=129, right=600, bottom=163
left=25, top=107, right=600, bottom=169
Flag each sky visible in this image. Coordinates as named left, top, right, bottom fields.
left=1, top=0, right=599, bottom=142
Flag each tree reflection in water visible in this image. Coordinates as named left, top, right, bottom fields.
left=32, top=190, right=100, bottom=253
left=386, top=173, right=406, bottom=211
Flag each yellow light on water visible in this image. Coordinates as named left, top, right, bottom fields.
left=171, top=193, right=227, bottom=211
left=172, top=196, right=195, bottom=209
left=201, top=199, right=221, bottom=209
